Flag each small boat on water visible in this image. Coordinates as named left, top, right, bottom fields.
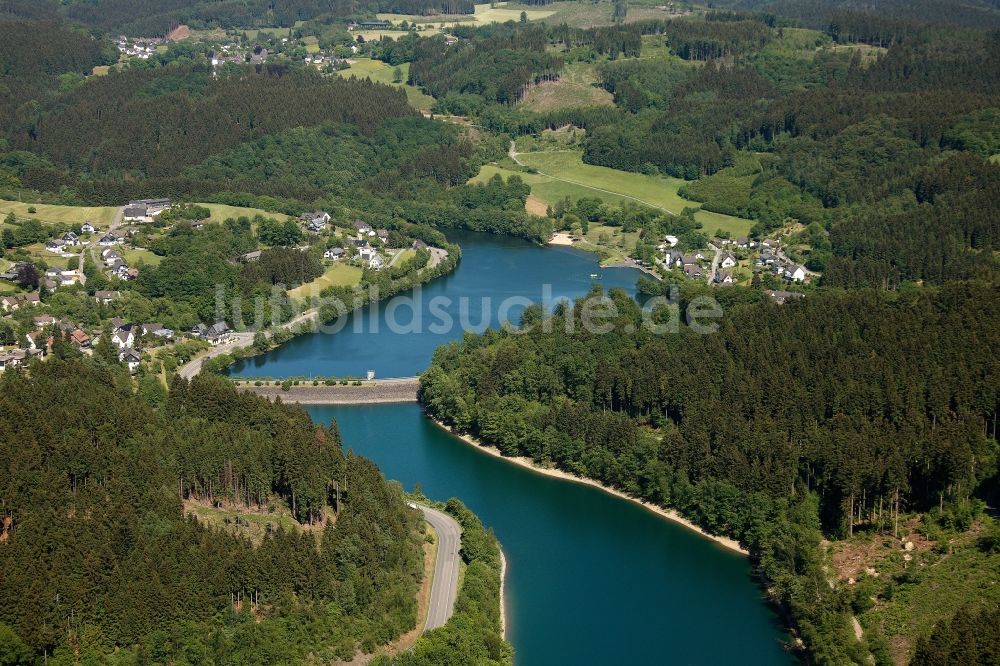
left=590, top=273, right=599, bottom=279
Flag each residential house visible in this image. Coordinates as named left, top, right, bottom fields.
left=0, top=296, right=18, bottom=313
left=81, top=222, right=96, bottom=234
left=713, top=270, right=735, bottom=285
left=376, top=229, right=389, bottom=241
left=25, top=330, right=52, bottom=352
left=765, top=290, right=805, bottom=305
left=143, top=323, right=174, bottom=340
left=20, top=293, right=39, bottom=307
left=358, top=246, right=377, bottom=262
left=33, top=315, right=56, bottom=329
left=324, top=247, right=345, bottom=260
left=368, top=254, right=385, bottom=271
left=300, top=211, right=330, bottom=232
left=736, top=237, right=753, bottom=249
left=112, top=328, right=135, bottom=349
left=664, top=235, right=679, bottom=248
left=683, top=263, right=703, bottom=279
left=70, top=329, right=91, bottom=348
left=785, top=264, right=808, bottom=282
left=45, top=239, right=67, bottom=253
left=353, top=220, right=374, bottom=237
left=62, top=232, right=80, bottom=246
left=239, top=250, right=262, bottom=263
left=119, top=347, right=141, bottom=373
left=102, top=248, right=123, bottom=265
left=193, top=322, right=232, bottom=345
left=95, top=290, right=121, bottom=304
left=665, top=250, right=684, bottom=269
left=98, top=233, right=121, bottom=247
left=124, top=267, right=139, bottom=281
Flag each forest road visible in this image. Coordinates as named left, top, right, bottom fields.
left=420, top=504, right=462, bottom=632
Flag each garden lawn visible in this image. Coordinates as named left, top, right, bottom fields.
left=0, top=200, right=117, bottom=226
left=287, top=262, right=363, bottom=300
left=122, top=248, right=162, bottom=266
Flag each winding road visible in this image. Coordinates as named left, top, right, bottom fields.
left=419, top=504, right=462, bottom=632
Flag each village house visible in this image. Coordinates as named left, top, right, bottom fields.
left=20, top=293, right=39, bottom=307
left=112, top=327, right=135, bottom=349
left=683, top=263, right=703, bottom=279
left=123, top=205, right=149, bottom=222
left=81, top=222, right=96, bottom=234
left=376, top=229, right=389, bottom=241
left=665, top=250, right=684, bottom=269
left=368, top=254, right=385, bottom=271
left=714, top=270, right=736, bottom=285
left=192, top=322, right=232, bottom=345
left=33, top=315, right=56, bottom=329
left=70, top=329, right=91, bottom=348
left=720, top=253, right=737, bottom=269
left=358, top=246, right=377, bottom=262
left=785, top=264, right=808, bottom=282
left=766, top=290, right=805, bottom=304
left=354, top=220, right=374, bottom=237
left=0, top=296, right=19, bottom=313
left=143, top=323, right=174, bottom=340
left=25, top=330, right=52, bottom=352
left=300, top=211, right=330, bottom=232
left=98, top=233, right=122, bottom=247
left=45, top=239, right=67, bottom=254
left=239, top=250, right=262, bottom=263
left=95, top=290, right=120, bottom=305
left=119, top=348, right=141, bottom=374
left=62, top=232, right=80, bottom=246
left=324, top=247, right=345, bottom=260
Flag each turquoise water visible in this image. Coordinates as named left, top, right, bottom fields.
left=310, top=403, right=792, bottom=665
left=238, top=232, right=791, bottom=663
left=228, top=231, right=645, bottom=379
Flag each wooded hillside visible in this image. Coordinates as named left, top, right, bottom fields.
left=0, top=359, right=424, bottom=663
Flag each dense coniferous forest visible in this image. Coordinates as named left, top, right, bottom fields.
left=0, top=0, right=474, bottom=36
left=421, top=284, right=1000, bottom=664
left=0, top=359, right=425, bottom=663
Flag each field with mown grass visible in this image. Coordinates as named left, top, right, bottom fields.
left=0, top=200, right=117, bottom=226
left=198, top=203, right=290, bottom=224
left=508, top=151, right=754, bottom=236
left=336, top=59, right=435, bottom=111
left=122, top=248, right=162, bottom=266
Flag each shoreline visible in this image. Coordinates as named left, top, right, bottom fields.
left=429, top=416, right=748, bottom=556
left=498, top=546, right=508, bottom=640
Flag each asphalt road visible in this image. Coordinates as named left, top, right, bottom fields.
left=419, top=504, right=462, bottom=632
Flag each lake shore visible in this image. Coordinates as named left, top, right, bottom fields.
left=499, top=546, right=508, bottom=640
left=238, top=379, right=419, bottom=404
left=429, top=416, right=748, bottom=556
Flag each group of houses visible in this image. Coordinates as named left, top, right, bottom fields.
left=44, top=231, right=82, bottom=256
left=115, top=36, right=163, bottom=60
left=0, top=292, right=40, bottom=313
left=101, top=247, right=138, bottom=281
left=660, top=234, right=808, bottom=285
left=191, top=321, right=233, bottom=346
left=123, top=198, right=171, bottom=222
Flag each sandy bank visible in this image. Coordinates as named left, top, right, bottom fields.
left=430, top=417, right=748, bottom=556
left=499, top=547, right=508, bottom=640
left=548, top=232, right=575, bottom=246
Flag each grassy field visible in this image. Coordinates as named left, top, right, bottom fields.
left=0, top=200, right=118, bottom=226
left=122, top=248, right=163, bottom=266
left=509, top=1, right=675, bottom=28
left=197, top=203, right=289, bottom=224
left=288, top=262, right=364, bottom=300
left=378, top=2, right=556, bottom=28
left=518, top=62, right=613, bottom=112
left=509, top=151, right=754, bottom=236
left=336, top=59, right=435, bottom=111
